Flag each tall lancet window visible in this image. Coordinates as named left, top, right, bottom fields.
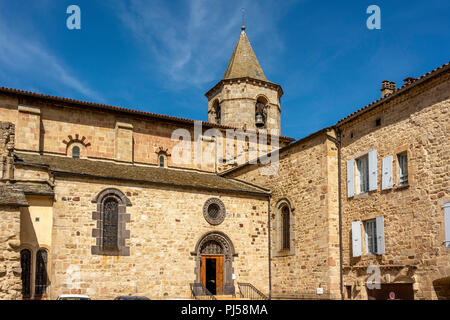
left=281, top=206, right=290, bottom=250
left=213, top=100, right=221, bottom=124
left=103, top=197, right=119, bottom=249
left=35, top=249, right=48, bottom=296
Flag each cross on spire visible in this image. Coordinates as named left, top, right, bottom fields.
left=241, top=8, right=246, bottom=31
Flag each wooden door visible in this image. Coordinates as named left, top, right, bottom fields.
left=200, top=255, right=224, bottom=295
left=216, top=256, right=223, bottom=295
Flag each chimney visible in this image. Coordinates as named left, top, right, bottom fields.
left=381, top=80, right=396, bottom=98
left=403, top=77, right=416, bottom=86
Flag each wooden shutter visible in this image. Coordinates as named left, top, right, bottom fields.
left=376, top=216, right=385, bottom=254
left=352, top=221, right=362, bottom=257
left=445, top=203, right=450, bottom=248
left=347, top=160, right=355, bottom=198
left=382, top=155, right=393, bottom=190
left=368, top=150, right=378, bottom=191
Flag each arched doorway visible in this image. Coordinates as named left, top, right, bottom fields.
left=193, top=231, right=236, bottom=295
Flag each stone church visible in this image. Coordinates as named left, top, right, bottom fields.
left=0, top=24, right=449, bottom=300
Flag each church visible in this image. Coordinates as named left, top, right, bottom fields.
left=0, top=23, right=449, bottom=300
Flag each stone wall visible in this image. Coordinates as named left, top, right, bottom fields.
left=0, top=207, right=22, bottom=299
left=225, top=131, right=342, bottom=299
left=48, top=176, right=270, bottom=299
left=0, top=94, right=289, bottom=174
left=207, top=80, right=281, bottom=133
left=339, top=73, right=450, bottom=299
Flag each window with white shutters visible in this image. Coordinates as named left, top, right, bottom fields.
left=398, top=152, right=408, bottom=185
left=365, top=219, right=378, bottom=255
left=356, top=155, right=369, bottom=194
left=382, top=156, right=393, bottom=190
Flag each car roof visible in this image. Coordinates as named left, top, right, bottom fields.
left=58, top=294, right=91, bottom=298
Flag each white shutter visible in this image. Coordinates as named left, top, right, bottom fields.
left=381, top=155, right=393, bottom=190
left=352, top=221, right=362, bottom=257
left=376, top=216, right=385, bottom=254
left=368, top=150, right=378, bottom=191
left=347, top=160, right=355, bottom=198
left=445, top=203, right=450, bottom=248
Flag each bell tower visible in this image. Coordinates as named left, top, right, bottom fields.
left=205, top=23, right=283, bottom=134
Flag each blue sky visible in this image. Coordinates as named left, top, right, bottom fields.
left=0, top=0, right=449, bottom=139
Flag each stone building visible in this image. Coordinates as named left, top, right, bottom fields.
left=0, top=24, right=449, bottom=300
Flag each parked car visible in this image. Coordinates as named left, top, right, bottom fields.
left=114, top=296, right=150, bottom=300
left=57, top=294, right=91, bottom=300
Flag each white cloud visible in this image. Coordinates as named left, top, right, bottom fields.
left=0, top=12, right=102, bottom=101
left=113, top=0, right=299, bottom=88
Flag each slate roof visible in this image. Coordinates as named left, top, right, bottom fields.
left=15, top=153, right=270, bottom=196
left=0, top=185, right=28, bottom=207
left=223, top=30, right=268, bottom=82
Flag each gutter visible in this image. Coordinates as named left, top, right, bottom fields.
left=335, top=128, right=344, bottom=300
left=268, top=195, right=272, bottom=300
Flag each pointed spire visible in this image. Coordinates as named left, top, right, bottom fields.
left=222, top=24, right=267, bottom=82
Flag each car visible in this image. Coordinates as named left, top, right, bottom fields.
left=114, top=296, right=150, bottom=300
left=57, top=294, right=91, bottom=300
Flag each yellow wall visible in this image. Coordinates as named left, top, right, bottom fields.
left=20, top=196, right=54, bottom=249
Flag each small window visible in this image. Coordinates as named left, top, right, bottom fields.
left=35, top=249, right=48, bottom=296
left=356, top=155, right=369, bottom=194
left=20, top=249, right=31, bottom=298
left=398, top=152, right=408, bottom=185
left=365, top=219, right=378, bottom=255
left=281, top=206, right=290, bottom=250
left=375, top=118, right=381, bottom=126
left=159, top=155, right=165, bottom=168
left=72, top=146, right=80, bottom=159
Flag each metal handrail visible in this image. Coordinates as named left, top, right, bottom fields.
left=189, top=283, right=216, bottom=300
left=237, top=282, right=268, bottom=300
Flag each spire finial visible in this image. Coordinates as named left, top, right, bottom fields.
left=241, top=8, right=246, bottom=31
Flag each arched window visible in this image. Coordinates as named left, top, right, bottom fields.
left=281, top=206, right=290, bottom=250
left=91, top=188, right=132, bottom=256
left=255, top=97, right=267, bottom=128
left=275, top=199, right=295, bottom=256
left=159, top=155, right=165, bottom=168
left=72, top=146, right=80, bottom=159
left=20, top=249, right=31, bottom=298
left=102, top=197, right=119, bottom=249
left=35, top=249, right=48, bottom=296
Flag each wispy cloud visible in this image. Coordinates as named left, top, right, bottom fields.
left=112, top=0, right=299, bottom=88
left=0, top=10, right=102, bottom=101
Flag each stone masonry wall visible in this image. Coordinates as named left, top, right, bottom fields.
left=48, top=176, right=269, bottom=299
left=0, top=94, right=287, bottom=174
left=226, top=132, right=341, bottom=299
left=340, top=73, right=450, bottom=299
left=207, top=80, right=281, bottom=133
left=0, top=207, right=22, bottom=299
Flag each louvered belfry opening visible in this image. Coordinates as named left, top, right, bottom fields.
left=281, top=206, right=290, bottom=250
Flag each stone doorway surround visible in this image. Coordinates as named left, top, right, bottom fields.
left=191, top=231, right=237, bottom=295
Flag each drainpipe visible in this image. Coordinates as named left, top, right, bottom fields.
left=336, top=127, right=344, bottom=300
left=268, top=195, right=272, bottom=300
